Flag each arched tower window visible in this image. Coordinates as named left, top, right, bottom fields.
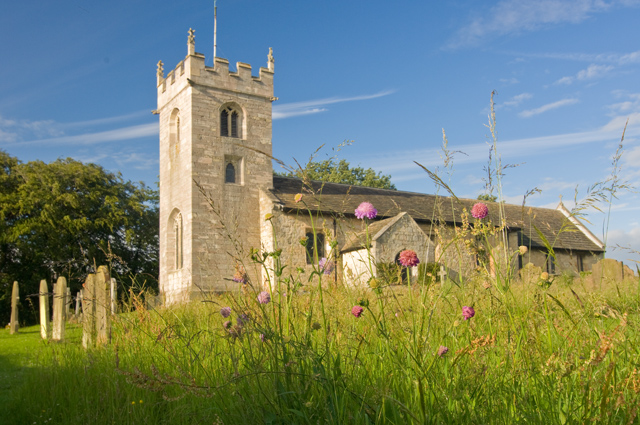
left=169, top=109, right=180, bottom=159
left=174, top=213, right=183, bottom=270
left=220, top=104, right=243, bottom=138
left=168, top=210, right=183, bottom=271
left=225, top=163, right=236, bottom=183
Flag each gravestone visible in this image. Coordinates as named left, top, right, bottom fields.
left=95, top=266, right=111, bottom=345
left=52, top=276, right=67, bottom=342
left=75, top=291, right=82, bottom=317
left=66, top=287, right=72, bottom=316
left=39, top=279, right=50, bottom=340
left=591, top=258, right=635, bottom=286
left=110, top=277, right=117, bottom=314
left=82, top=274, right=96, bottom=349
left=10, top=281, right=19, bottom=334
left=520, top=262, right=543, bottom=285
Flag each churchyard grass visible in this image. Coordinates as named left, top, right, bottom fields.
left=2, top=270, right=640, bottom=424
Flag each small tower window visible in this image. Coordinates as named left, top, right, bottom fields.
left=169, top=211, right=183, bottom=270
left=225, top=163, right=236, bottom=183
left=220, top=105, right=242, bottom=138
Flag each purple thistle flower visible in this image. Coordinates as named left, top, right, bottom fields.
left=351, top=305, right=364, bottom=318
left=398, top=249, right=420, bottom=267
left=237, top=313, right=249, bottom=326
left=220, top=307, right=231, bottom=318
left=222, top=320, right=232, bottom=329
left=437, top=345, right=449, bottom=357
left=471, top=203, right=489, bottom=220
left=355, top=202, right=377, bottom=220
left=319, top=257, right=335, bottom=275
left=259, top=333, right=266, bottom=342
left=257, top=291, right=271, bottom=304
left=462, top=306, right=475, bottom=320
left=232, top=271, right=246, bottom=284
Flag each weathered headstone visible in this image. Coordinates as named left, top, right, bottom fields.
left=520, top=262, right=543, bottom=284
left=110, top=277, right=117, bottom=314
left=52, top=276, right=67, bottom=342
left=39, top=279, right=50, bottom=340
left=10, top=281, right=19, bottom=334
left=82, top=274, right=96, bottom=349
left=438, top=266, right=448, bottom=284
left=591, top=258, right=633, bottom=286
left=65, top=287, right=72, bottom=316
left=75, top=291, right=82, bottom=317
left=95, top=266, right=111, bottom=345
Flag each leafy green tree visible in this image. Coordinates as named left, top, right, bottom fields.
left=0, top=151, right=158, bottom=324
left=477, top=193, right=498, bottom=202
left=278, top=159, right=396, bottom=190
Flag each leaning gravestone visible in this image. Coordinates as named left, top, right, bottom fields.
left=591, top=258, right=633, bottom=286
left=52, top=276, right=67, bottom=342
left=39, top=279, right=50, bottom=340
left=520, top=262, right=543, bottom=285
left=95, top=266, right=111, bottom=345
left=82, top=274, right=96, bottom=349
left=10, top=281, right=19, bottom=334
left=65, top=287, right=72, bottom=316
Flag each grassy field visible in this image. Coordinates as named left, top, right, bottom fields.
left=2, top=269, right=639, bottom=425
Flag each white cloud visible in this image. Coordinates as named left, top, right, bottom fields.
left=519, top=98, right=579, bottom=117
left=447, top=0, right=617, bottom=48
left=501, top=93, right=533, bottom=108
left=555, top=64, right=613, bottom=85
left=4, top=123, right=158, bottom=147
left=272, top=90, right=394, bottom=120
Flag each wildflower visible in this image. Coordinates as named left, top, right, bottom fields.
left=223, top=320, right=232, bottom=329
left=354, top=201, right=377, bottom=220
left=519, top=245, right=528, bottom=255
left=541, top=272, right=549, bottom=281
left=294, top=193, right=303, bottom=203
left=237, top=313, right=249, bottom=326
left=471, top=202, right=489, bottom=220
left=351, top=305, right=364, bottom=318
left=318, top=257, right=335, bottom=275
left=437, top=345, right=449, bottom=357
left=257, top=291, right=271, bottom=304
left=259, top=333, right=265, bottom=342
left=398, top=249, right=420, bottom=267
left=462, top=306, right=475, bottom=320
left=265, top=213, right=273, bottom=221
left=220, top=307, right=231, bottom=318
left=368, top=277, right=379, bottom=289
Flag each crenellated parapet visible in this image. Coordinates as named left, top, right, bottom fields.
left=157, top=28, right=274, bottom=109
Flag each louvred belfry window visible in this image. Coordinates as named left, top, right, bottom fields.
left=220, top=106, right=241, bottom=138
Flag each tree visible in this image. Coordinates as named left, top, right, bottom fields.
left=0, top=151, right=158, bottom=324
left=277, top=159, right=396, bottom=190
left=477, top=193, right=498, bottom=202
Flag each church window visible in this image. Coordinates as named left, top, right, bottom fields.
left=169, top=108, right=180, bottom=159
left=305, top=231, right=325, bottom=264
left=220, top=105, right=242, bottom=138
left=168, top=211, right=183, bottom=271
left=545, top=252, right=555, bottom=275
left=225, top=163, right=236, bottom=183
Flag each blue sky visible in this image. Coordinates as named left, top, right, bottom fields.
left=1, top=0, right=639, bottom=264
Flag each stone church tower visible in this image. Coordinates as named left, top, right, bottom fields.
left=157, top=29, right=275, bottom=303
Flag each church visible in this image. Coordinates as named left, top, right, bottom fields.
left=156, top=29, right=605, bottom=304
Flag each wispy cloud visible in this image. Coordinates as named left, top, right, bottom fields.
left=500, top=93, right=533, bottom=109
left=446, top=0, right=621, bottom=48
left=555, top=64, right=614, bottom=85
left=519, top=98, right=579, bottom=117
left=272, top=90, right=394, bottom=120
left=2, top=123, right=158, bottom=147
left=503, top=49, right=640, bottom=64
left=362, top=112, right=639, bottom=178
